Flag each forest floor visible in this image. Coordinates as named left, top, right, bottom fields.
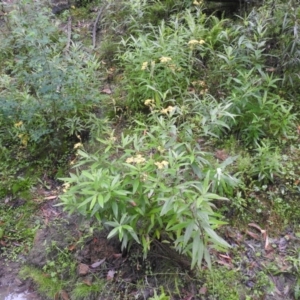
left=0, top=166, right=299, bottom=300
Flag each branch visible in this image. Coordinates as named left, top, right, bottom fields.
left=92, top=3, right=107, bottom=50
left=64, top=16, right=72, bottom=53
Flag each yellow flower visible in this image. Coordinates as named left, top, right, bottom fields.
left=74, top=143, right=83, bottom=149
left=154, top=160, right=169, bottom=169
left=192, top=80, right=206, bottom=87
left=62, top=183, right=71, bottom=193
left=200, top=88, right=208, bottom=95
left=141, top=61, right=148, bottom=70
left=14, top=121, right=23, bottom=128
left=159, top=56, right=172, bottom=63
left=188, top=39, right=199, bottom=46
left=193, top=0, right=203, bottom=5
left=126, top=154, right=146, bottom=164
left=157, top=146, right=165, bottom=153
left=18, top=133, right=28, bottom=147
left=126, top=157, right=134, bottom=164
left=109, top=136, right=117, bottom=142
left=161, top=106, right=175, bottom=114
left=144, top=99, right=155, bottom=106
left=188, top=39, right=205, bottom=49
left=135, top=154, right=146, bottom=164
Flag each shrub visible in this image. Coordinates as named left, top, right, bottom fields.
left=59, top=107, right=239, bottom=269
left=0, top=0, right=107, bottom=190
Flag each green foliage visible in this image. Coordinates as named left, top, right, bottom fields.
left=149, top=287, right=170, bottom=300
left=20, top=266, right=64, bottom=298
left=118, top=5, right=297, bottom=144
left=249, top=140, right=282, bottom=182
left=119, top=20, right=193, bottom=111
left=0, top=200, right=39, bottom=262
left=71, top=281, right=105, bottom=300
left=59, top=109, right=238, bottom=269
left=0, top=4, right=102, bottom=146
left=0, top=0, right=108, bottom=197
left=42, top=241, right=77, bottom=280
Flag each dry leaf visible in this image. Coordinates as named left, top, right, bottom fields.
left=199, top=286, right=207, bottom=295
left=183, top=294, right=194, bottom=300
left=102, top=88, right=112, bottom=94
left=219, top=254, right=231, bottom=260
left=248, top=223, right=263, bottom=232
left=214, top=149, right=229, bottom=161
left=43, top=195, right=57, bottom=200
left=216, top=260, right=232, bottom=267
left=246, top=230, right=260, bottom=240
left=78, top=263, right=89, bottom=276
left=107, top=269, right=115, bottom=280
left=60, top=290, right=70, bottom=300
left=82, top=279, right=92, bottom=286
left=113, top=253, right=122, bottom=259
left=90, top=258, right=106, bottom=269
left=68, top=244, right=76, bottom=251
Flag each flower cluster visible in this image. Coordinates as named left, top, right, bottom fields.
left=126, top=154, right=146, bottom=164
left=154, top=160, right=169, bottom=169
left=73, top=143, right=83, bottom=149
left=157, top=146, right=165, bottom=153
left=62, top=183, right=71, bottom=193
left=161, top=105, right=175, bottom=114
left=14, top=121, right=23, bottom=128
left=144, top=99, right=155, bottom=107
left=141, top=61, right=148, bottom=70
left=159, top=56, right=172, bottom=63
left=188, top=39, right=205, bottom=49
left=193, top=0, right=203, bottom=5
left=192, top=80, right=208, bottom=95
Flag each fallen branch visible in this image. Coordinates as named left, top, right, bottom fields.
left=64, top=16, right=72, bottom=53
left=92, top=3, right=107, bottom=49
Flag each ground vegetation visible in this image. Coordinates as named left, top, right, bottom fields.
left=0, top=0, right=300, bottom=299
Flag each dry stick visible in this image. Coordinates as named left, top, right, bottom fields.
left=92, top=3, right=107, bottom=50
left=65, top=16, right=72, bottom=53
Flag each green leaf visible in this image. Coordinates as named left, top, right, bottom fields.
left=203, top=226, right=230, bottom=248
left=112, top=201, right=118, bottom=219
left=107, top=227, right=120, bottom=240
left=160, top=197, right=174, bottom=216
left=89, top=195, right=97, bottom=210
left=77, top=196, right=94, bottom=209
left=191, top=234, right=201, bottom=269
left=204, top=248, right=211, bottom=269
left=77, top=150, right=90, bottom=158
left=184, top=221, right=195, bottom=245
left=132, top=179, right=140, bottom=194
left=111, top=174, right=120, bottom=188
left=113, top=190, right=129, bottom=196
left=81, top=170, right=96, bottom=181
left=97, top=194, right=104, bottom=208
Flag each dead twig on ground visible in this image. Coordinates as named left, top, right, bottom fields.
left=92, top=3, right=108, bottom=49
left=64, top=16, right=72, bottom=53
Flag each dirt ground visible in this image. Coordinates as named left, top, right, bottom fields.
left=0, top=195, right=299, bottom=300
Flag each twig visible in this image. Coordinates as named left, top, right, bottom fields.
left=92, top=3, right=107, bottom=49
left=64, top=16, right=72, bottom=53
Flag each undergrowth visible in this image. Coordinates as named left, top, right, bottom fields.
left=1, top=0, right=300, bottom=299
